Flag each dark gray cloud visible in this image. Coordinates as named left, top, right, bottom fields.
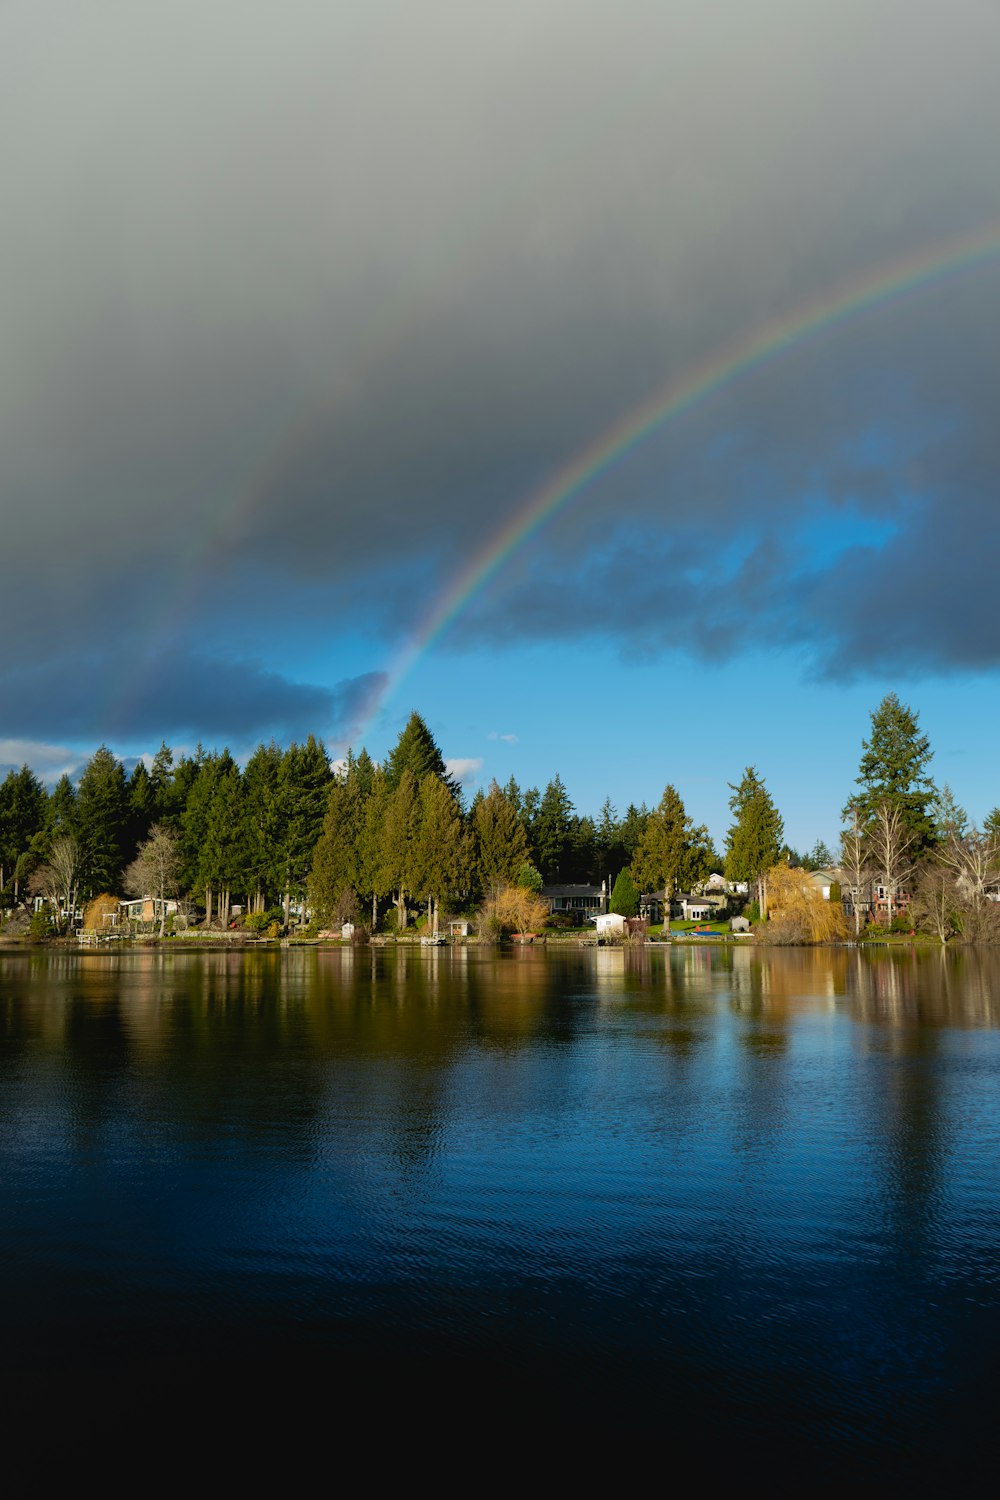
left=0, top=643, right=383, bottom=747
left=3, top=0, right=1000, bottom=743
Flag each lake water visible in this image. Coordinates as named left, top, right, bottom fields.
left=2, top=943, right=999, bottom=1480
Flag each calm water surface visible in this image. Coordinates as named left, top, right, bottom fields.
left=2, top=943, right=999, bottom=1478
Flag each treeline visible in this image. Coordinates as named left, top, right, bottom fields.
left=1, top=713, right=730, bottom=930
left=5, top=692, right=994, bottom=942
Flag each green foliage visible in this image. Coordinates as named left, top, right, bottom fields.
left=515, top=862, right=542, bottom=893
left=609, top=867, right=640, bottom=918
left=0, top=764, right=47, bottom=889
left=75, top=747, right=129, bottom=895
left=471, top=781, right=529, bottom=891
left=849, top=692, right=936, bottom=853
left=385, top=712, right=457, bottom=796
left=725, top=767, right=784, bottom=892
left=533, top=775, right=575, bottom=881
left=633, top=785, right=712, bottom=898
left=29, top=907, right=53, bottom=941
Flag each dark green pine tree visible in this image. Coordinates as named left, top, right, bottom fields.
left=242, top=741, right=284, bottom=910
left=619, top=803, right=650, bottom=862
left=159, top=752, right=201, bottom=832
left=275, top=736, right=333, bottom=925
left=125, top=760, right=156, bottom=866
left=633, top=784, right=713, bottom=899
left=385, top=712, right=458, bottom=797
left=470, top=780, right=529, bottom=892
left=75, top=746, right=129, bottom=895
left=180, top=751, right=235, bottom=912
left=309, top=749, right=377, bottom=923
left=0, top=764, right=48, bottom=896
left=149, top=741, right=174, bottom=816
left=534, top=775, right=574, bottom=882
left=47, top=774, right=78, bottom=837
left=725, top=766, right=784, bottom=917
left=847, top=692, right=936, bottom=853
left=201, top=758, right=244, bottom=927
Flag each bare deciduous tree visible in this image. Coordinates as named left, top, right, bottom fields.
left=27, top=834, right=82, bottom=933
left=909, top=861, right=959, bottom=945
left=124, top=824, right=181, bottom=938
left=840, top=803, right=872, bottom=936
left=867, top=800, right=914, bottom=927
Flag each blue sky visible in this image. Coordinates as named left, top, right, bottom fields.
left=3, top=0, right=1000, bottom=855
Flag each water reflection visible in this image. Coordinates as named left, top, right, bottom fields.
left=2, top=944, right=1000, bottom=1479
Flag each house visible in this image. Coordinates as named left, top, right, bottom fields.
left=673, top=891, right=729, bottom=921
left=541, top=882, right=608, bottom=917
left=120, top=895, right=178, bottom=926
left=640, top=890, right=666, bottom=923
left=804, top=867, right=843, bottom=901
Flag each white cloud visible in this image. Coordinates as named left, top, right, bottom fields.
left=488, top=731, right=519, bottom=743
left=0, top=740, right=84, bottom=784
left=446, top=757, right=484, bottom=785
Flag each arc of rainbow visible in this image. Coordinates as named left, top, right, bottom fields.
left=357, top=220, right=1000, bottom=743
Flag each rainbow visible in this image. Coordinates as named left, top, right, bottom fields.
left=360, top=220, right=1000, bottom=739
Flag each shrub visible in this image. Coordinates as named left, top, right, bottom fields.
left=609, top=868, right=640, bottom=918
left=83, top=894, right=121, bottom=933
left=29, top=907, right=53, bottom=941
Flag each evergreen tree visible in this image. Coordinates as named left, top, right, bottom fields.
left=806, top=839, right=834, bottom=870
left=242, top=741, right=283, bottom=910
left=385, top=712, right=457, bottom=796
left=125, top=760, right=156, bottom=865
left=848, top=692, right=936, bottom=853
left=609, top=867, right=640, bottom=918
left=632, top=784, right=712, bottom=899
left=275, top=737, right=333, bottom=925
left=569, top=813, right=597, bottom=883
left=47, top=774, right=78, bottom=837
left=725, top=766, right=784, bottom=918
left=619, top=803, right=650, bottom=861
left=202, top=759, right=244, bottom=926
left=595, top=797, right=623, bottom=880
left=382, top=768, right=419, bottom=930
left=0, top=765, right=47, bottom=898
left=932, top=783, right=967, bottom=842
left=75, top=747, right=129, bottom=895
left=534, top=775, right=574, bottom=881
left=471, top=780, right=529, bottom=892
left=309, top=750, right=375, bottom=923
left=357, top=767, right=392, bottom=929
left=411, top=773, right=467, bottom=932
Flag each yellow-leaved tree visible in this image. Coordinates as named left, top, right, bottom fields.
left=765, top=864, right=848, bottom=944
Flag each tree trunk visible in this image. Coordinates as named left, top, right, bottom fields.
left=372, top=892, right=378, bottom=930
left=205, top=886, right=213, bottom=927
left=283, top=886, right=291, bottom=930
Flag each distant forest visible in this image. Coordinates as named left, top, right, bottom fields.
left=0, top=711, right=796, bottom=931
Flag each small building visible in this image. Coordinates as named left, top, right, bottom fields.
left=448, top=919, right=471, bottom=938
left=595, top=912, right=626, bottom=936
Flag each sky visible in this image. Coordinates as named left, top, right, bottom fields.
left=3, top=0, right=1000, bottom=852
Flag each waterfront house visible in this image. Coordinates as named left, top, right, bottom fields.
left=541, top=882, right=608, bottom=918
